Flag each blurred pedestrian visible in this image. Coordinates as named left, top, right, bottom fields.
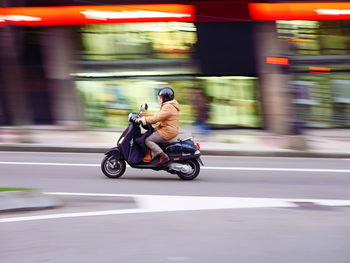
left=290, top=80, right=314, bottom=134
left=191, top=88, right=210, bottom=135
left=331, top=79, right=350, bottom=127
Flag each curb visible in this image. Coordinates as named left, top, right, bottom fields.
left=0, top=191, right=63, bottom=213
left=1, top=145, right=350, bottom=158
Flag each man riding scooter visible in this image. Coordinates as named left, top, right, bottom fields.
left=101, top=86, right=203, bottom=180
left=136, top=87, right=180, bottom=166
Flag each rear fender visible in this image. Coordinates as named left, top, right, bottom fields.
left=105, top=147, right=123, bottom=160
left=196, top=156, right=204, bottom=166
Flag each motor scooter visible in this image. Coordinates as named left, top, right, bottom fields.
left=101, top=104, right=203, bottom=180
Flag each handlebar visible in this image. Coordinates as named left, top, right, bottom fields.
left=128, top=113, right=139, bottom=123
left=128, top=112, right=153, bottom=131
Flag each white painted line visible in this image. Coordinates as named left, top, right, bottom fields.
left=203, top=166, right=350, bottom=173
left=0, top=161, right=349, bottom=173
left=45, top=192, right=350, bottom=207
left=204, top=155, right=346, bottom=160
left=0, top=209, right=148, bottom=223
left=1, top=192, right=350, bottom=223
left=0, top=151, right=99, bottom=155
left=0, top=161, right=99, bottom=167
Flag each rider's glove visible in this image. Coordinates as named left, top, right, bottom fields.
left=135, top=117, right=146, bottom=125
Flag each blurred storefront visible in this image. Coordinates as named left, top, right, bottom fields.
left=75, top=76, right=260, bottom=129
left=73, top=21, right=260, bottom=128
left=0, top=2, right=261, bottom=130
left=1, top=1, right=350, bottom=132
left=277, top=20, right=350, bottom=128
left=252, top=2, right=350, bottom=131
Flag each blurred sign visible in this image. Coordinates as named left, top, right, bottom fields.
left=266, top=57, right=289, bottom=65
left=0, top=1, right=255, bottom=26
left=250, top=3, right=350, bottom=21
left=308, top=67, right=332, bottom=74
left=0, top=4, right=194, bottom=26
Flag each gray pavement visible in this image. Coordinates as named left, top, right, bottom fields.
left=0, top=147, right=348, bottom=212
left=2, top=153, right=350, bottom=198
left=1, top=153, right=350, bottom=263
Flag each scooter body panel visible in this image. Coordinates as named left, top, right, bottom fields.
left=104, top=147, right=123, bottom=160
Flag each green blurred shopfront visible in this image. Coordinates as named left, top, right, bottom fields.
left=0, top=1, right=262, bottom=130
left=277, top=20, right=350, bottom=128
left=74, top=21, right=260, bottom=129
left=1, top=1, right=350, bottom=132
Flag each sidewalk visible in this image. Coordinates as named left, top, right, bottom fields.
left=1, top=126, right=350, bottom=158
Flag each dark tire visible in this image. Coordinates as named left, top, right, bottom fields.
left=101, top=155, right=126, bottom=179
left=177, top=159, right=200, bottom=180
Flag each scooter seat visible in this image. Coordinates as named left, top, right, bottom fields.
left=167, top=132, right=193, bottom=143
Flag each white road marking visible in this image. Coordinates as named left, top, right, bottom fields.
left=0, top=161, right=349, bottom=173
left=0, top=161, right=99, bottom=167
left=203, top=166, right=350, bottom=173
left=0, top=151, right=99, bottom=155
left=0, top=209, right=147, bottom=223
left=1, top=192, right=350, bottom=223
left=205, top=155, right=347, bottom=160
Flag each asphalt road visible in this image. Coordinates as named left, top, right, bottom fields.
left=1, top=152, right=350, bottom=263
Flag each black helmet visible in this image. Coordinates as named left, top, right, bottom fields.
left=158, top=87, right=174, bottom=102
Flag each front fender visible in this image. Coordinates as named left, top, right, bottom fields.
left=105, top=147, right=123, bottom=160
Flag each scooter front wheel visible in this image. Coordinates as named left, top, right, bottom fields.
left=101, top=155, right=126, bottom=179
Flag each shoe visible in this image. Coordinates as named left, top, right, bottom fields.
left=155, top=152, right=170, bottom=166
left=142, top=149, right=152, bottom=163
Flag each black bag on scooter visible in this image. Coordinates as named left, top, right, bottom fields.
left=165, top=140, right=197, bottom=156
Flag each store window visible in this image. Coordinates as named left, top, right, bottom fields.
left=290, top=75, right=350, bottom=128
left=75, top=76, right=261, bottom=129
left=198, top=77, right=260, bottom=127
left=277, top=20, right=350, bottom=56
left=74, top=22, right=261, bottom=129
left=78, top=22, right=197, bottom=60
left=277, top=20, right=350, bottom=128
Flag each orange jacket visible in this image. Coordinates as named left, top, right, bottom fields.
left=141, top=100, right=180, bottom=140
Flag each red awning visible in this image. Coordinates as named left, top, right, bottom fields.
left=1, top=2, right=350, bottom=27
left=250, top=2, right=350, bottom=21
left=0, top=4, right=195, bottom=26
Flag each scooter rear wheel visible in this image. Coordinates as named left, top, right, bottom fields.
left=176, top=159, right=200, bottom=180
left=101, top=155, right=126, bottom=179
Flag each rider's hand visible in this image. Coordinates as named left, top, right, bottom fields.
left=135, top=118, right=142, bottom=124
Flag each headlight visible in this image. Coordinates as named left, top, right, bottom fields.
left=118, top=137, right=125, bottom=145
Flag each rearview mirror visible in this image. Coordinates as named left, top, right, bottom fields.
left=140, top=103, right=148, bottom=113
